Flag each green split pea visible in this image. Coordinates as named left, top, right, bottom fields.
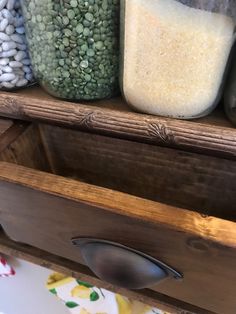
left=21, top=0, right=120, bottom=100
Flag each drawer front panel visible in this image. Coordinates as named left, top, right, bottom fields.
left=0, top=163, right=235, bottom=314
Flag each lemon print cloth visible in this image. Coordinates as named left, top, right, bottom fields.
left=47, top=272, right=171, bottom=314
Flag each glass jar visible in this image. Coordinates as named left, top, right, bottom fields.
left=21, top=0, right=120, bottom=101
left=225, top=44, right=236, bottom=125
left=0, top=0, right=34, bottom=90
left=120, top=0, right=236, bottom=119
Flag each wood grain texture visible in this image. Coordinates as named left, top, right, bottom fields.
left=40, top=124, right=236, bottom=220
left=0, top=124, right=51, bottom=172
left=0, top=162, right=235, bottom=248
left=0, top=163, right=236, bottom=313
left=0, top=122, right=29, bottom=154
left=0, top=118, right=26, bottom=154
left=0, top=121, right=235, bottom=313
left=0, top=118, right=13, bottom=136
left=0, top=230, right=214, bottom=314
left=0, top=87, right=235, bottom=159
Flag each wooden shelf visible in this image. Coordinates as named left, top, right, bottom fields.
left=0, top=86, right=235, bottom=159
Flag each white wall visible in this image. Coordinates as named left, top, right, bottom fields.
left=0, top=257, right=68, bottom=314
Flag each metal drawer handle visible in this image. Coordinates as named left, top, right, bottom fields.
left=72, top=238, right=182, bottom=290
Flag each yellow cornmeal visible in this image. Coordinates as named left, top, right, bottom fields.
left=123, top=0, right=235, bottom=118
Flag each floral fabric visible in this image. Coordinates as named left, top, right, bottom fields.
left=47, top=273, right=170, bottom=314
left=0, top=256, right=15, bottom=277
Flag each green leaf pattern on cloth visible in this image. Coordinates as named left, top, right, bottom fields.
left=90, top=291, right=99, bottom=302
left=66, top=301, right=79, bottom=308
left=76, top=279, right=94, bottom=288
left=47, top=273, right=169, bottom=314
left=49, top=288, right=57, bottom=295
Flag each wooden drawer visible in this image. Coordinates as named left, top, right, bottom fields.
left=0, top=122, right=235, bottom=314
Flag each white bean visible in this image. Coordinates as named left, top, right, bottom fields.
left=2, top=65, right=13, bottom=72
left=2, top=82, right=14, bottom=88
left=2, top=9, right=13, bottom=20
left=0, top=18, right=8, bottom=31
left=2, top=40, right=16, bottom=50
left=0, top=57, right=8, bottom=65
left=15, top=26, right=24, bottom=34
left=0, top=72, right=15, bottom=81
left=5, top=24, right=14, bottom=35
left=7, top=0, right=16, bottom=11
left=0, top=48, right=16, bottom=57
left=0, top=31, right=10, bottom=41
left=10, top=33, right=23, bottom=43
left=9, top=60, right=21, bottom=67
left=0, top=0, right=7, bottom=11
left=16, top=78, right=27, bottom=87
left=14, top=50, right=26, bottom=61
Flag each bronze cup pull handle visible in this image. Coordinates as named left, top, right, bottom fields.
left=72, top=238, right=183, bottom=290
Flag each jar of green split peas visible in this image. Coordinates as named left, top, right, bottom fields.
left=20, top=0, right=120, bottom=101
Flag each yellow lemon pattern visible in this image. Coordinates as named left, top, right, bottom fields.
left=116, top=294, right=132, bottom=314
left=47, top=272, right=171, bottom=314
left=71, top=285, right=91, bottom=299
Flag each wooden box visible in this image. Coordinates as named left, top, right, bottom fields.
left=0, top=118, right=235, bottom=314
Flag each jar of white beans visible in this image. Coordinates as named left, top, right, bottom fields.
left=0, top=0, right=35, bottom=90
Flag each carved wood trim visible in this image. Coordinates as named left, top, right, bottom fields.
left=0, top=88, right=235, bottom=159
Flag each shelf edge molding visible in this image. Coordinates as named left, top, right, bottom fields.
left=0, top=89, right=235, bottom=159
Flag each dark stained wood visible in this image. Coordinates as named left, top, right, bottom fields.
left=0, top=163, right=235, bottom=313
left=0, top=122, right=236, bottom=219
left=0, top=119, right=235, bottom=313
left=0, top=124, right=51, bottom=172
left=0, top=118, right=30, bottom=157
left=0, top=230, right=213, bottom=314
left=40, top=124, right=236, bottom=220
left=0, top=87, right=235, bottom=159
left=0, top=118, right=27, bottom=154
left=0, top=118, right=13, bottom=136
left=0, top=122, right=27, bottom=153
